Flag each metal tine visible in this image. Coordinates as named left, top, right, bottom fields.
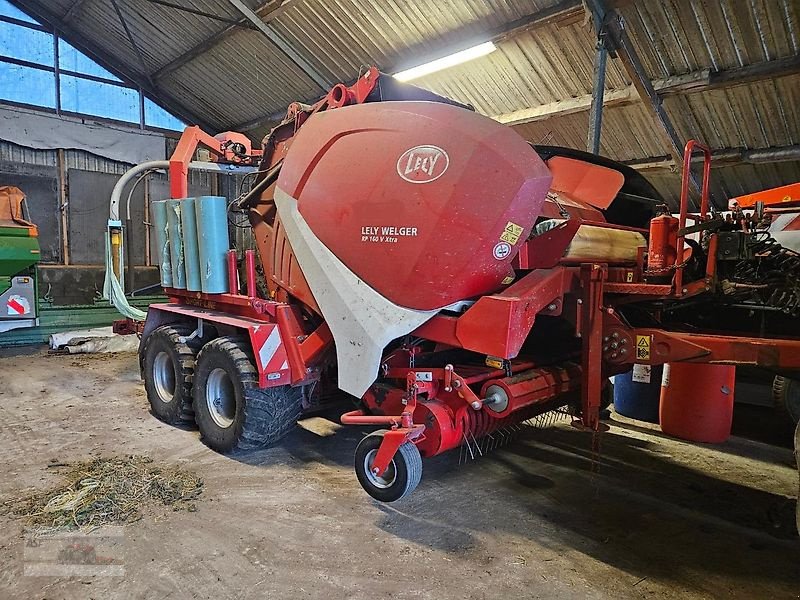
left=499, top=426, right=509, bottom=445
left=470, top=430, right=483, bottom=457
left=462, top=431, right=475, bottom=460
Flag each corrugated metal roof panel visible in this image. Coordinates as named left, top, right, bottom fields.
left=269, top=0, right=581, bottom=90
left=665, top=74, right=800, bottom=151
left=645, top=160, right=800, bottom=207
left=402, top=21, right=630, bottom=116
left=62, top=0, right=245, bottom=74
left=162, top=28, right=324, bottom=128
left=620, top=0, right=800, bottom=77
left=512, top=101, right=667, bottom=162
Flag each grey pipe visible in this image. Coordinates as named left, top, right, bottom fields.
left=108, top=160, right=258, bottom=222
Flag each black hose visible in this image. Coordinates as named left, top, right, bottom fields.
left=236, top=161, right=282, bottom=209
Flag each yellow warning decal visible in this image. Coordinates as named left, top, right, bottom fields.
left=485, top=356, right=504, bottom=369
left=500, top=221, right=524, bottom=244
left=635, top=335, right=651, bottom=360
left=626, top=271, right=634, bottom=282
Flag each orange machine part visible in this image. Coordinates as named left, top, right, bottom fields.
left=647, top=214, right=679, bottom=272
left=546, top=156, right=625, bottom=210
left=0, top=186, right=37, bottom=235
left=730, top=182, right=800, bottom=208
left=659, top=363, right=736, bottom=444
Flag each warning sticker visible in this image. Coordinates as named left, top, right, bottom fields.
left=631, top=363, right=651, bottom=383
left=492, top=242, right=511, bottom=260
left=500, top=221, right=524, bottom=245
left=626, top=271, right=634, bottom=282
left=635, top=335, right=651, bottom=360
left=7, top=295, right=30, bottom=316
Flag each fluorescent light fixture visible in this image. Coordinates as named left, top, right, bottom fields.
left=393, top=41, right=496, bottom=82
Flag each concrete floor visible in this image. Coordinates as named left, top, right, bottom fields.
left=0, top=347, right=798, bottom=599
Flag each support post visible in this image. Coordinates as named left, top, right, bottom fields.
left=245, top=249, right=257, bottom=298
left=587, top=39, right=608, bottom=155
left=227, top=249, right=239, bottom=295
left=56, top=149, right=70, bottom=265
left=579, top=263, right=607, bottom=431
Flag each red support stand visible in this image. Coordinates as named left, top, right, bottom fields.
left=579, top=263, right=607, bottom=431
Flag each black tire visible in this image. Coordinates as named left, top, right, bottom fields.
left=773, top=376, right=800, bottom=424
left=354, top=430, right=422, bottom=502
left=141, top=325, right=196, bottom=425
left=192, top=337, right=302, bottom=453
left=794, top=421, right=800, bottom=534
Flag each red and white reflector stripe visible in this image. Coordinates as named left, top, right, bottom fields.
left=257, top=326, right=289, bottom=373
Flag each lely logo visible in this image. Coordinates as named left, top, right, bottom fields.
left=397, top=145, right=449, bottom=184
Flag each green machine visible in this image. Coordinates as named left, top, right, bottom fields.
left=0, top=186, right=40, bottom=335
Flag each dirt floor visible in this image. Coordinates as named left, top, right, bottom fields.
left=0, top=347, right=798, bottom=600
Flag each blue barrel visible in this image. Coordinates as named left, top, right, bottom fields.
left=613, top=364, right=663, bottom=423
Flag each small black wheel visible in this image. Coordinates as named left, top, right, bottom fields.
left=773, top=376, right=800, bottom=424
left=192, top=337, right=302, bottom=454
left=141, top=325, right=196, bottom=425
left=354, top=430, right=422, bottom=502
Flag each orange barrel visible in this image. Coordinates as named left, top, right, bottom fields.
left=659, top=363, right=735, bottom=443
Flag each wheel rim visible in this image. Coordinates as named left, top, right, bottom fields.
left=206, top=368, right=236, bottom=429
left=363, top=449, right=397, bottom=489
left=152, top=352, right=176, bottom=403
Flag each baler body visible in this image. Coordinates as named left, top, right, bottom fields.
left=138, top=68, right=800, bottom=504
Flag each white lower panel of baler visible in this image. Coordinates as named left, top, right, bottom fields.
left=274, top=186, right=438, bottom=398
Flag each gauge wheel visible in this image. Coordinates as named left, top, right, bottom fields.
left=354, top=429, right=422, bottom=502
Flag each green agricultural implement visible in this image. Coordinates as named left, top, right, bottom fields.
left=0, top=186, right=40, bottom=335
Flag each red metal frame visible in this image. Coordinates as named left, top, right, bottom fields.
left=169, top=127, right=263, bottom=199
left=675, top=140, right=712, bottom=294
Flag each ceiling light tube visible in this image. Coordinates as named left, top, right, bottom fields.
left=393, top=41, right=497, bottom=82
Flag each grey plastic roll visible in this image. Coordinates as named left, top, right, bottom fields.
left=166, top=199, right=186, bottom=289
left=150, top=200, right=173, bottom=287
left=180, top=197, right=202, bottom=291
left=195, top=196, right=230, bottom=294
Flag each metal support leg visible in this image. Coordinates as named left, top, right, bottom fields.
left=587, top=40, right=608, bottom=155
left=579, top=264, right=607, bottom=430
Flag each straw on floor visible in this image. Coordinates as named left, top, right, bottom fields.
left=10, top=455, right=203, bottom=532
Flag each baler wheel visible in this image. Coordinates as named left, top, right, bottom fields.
left=354, top=430, right=422, bottom=502
left=141, top=325, right=197, bottom=426
left=192, top=337, right=302, bottom=454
